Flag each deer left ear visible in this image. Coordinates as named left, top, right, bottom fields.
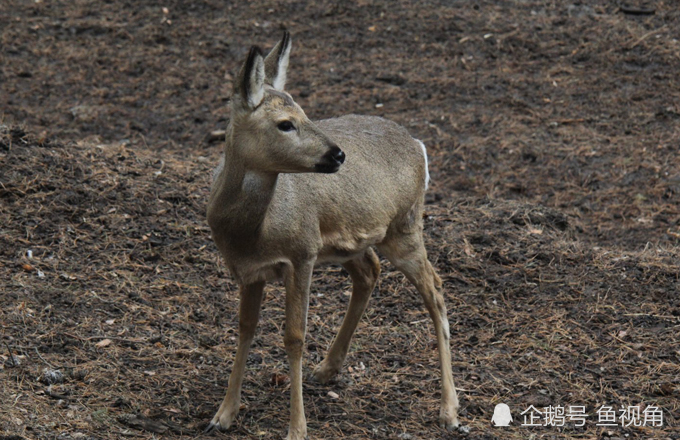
left=264, top=31, right=291, bottom=91
left=235, top=46, right=265, bottom=109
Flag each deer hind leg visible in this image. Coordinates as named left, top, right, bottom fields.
left=378, top=234, right=460, bottom=430
left=313, top=247, right=380, bottom=383
left=207, top=281, right=266, bottom=432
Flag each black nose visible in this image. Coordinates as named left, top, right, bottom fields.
left=315, top=145, right=346, bottom=173
left=329, top=146, right=345, bottom=165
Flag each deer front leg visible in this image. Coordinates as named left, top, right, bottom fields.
left=206, top=281, right=266, bottom=433
left=313, top=248, right=380, bottom=383
left=283, top=261, right=314, bottom=440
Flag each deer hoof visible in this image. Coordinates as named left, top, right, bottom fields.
left=205, top=408, right=238, bottom=433
left=204, top=421, right=219, bottom=434
left=439, top=410, right=460, bottom=431
left=311, top=361, right=339, bottom=384
left=285, top=428, right=308, bottom=440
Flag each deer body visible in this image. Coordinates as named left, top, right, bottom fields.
left=209, top=115, right=426, bottom=282
left=206, top=33, right=460, bottom=440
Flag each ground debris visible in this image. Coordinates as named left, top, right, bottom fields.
left=117, top=414, right=169, bottom=434
left=1, top=1, right=680, bottom=439
left=41, top=369, right=65, bottom=385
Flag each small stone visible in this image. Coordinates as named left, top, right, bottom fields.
left=42, top=368, right=65, bottom=384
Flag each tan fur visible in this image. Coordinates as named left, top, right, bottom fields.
left=206, top=33, right=460, bottom=440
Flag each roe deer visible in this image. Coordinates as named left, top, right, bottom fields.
left=206, top=32, right=460, bottom=439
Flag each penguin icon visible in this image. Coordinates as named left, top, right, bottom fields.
left=491, top=403, right=513, bottom=426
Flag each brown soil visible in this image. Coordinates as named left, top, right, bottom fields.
left=1, top=1, right=679, bottom=439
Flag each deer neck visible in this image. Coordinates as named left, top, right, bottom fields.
left=209, top=143, right=280, bottom=249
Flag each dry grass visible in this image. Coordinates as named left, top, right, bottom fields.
left=1, top=127, right=678, bottom=439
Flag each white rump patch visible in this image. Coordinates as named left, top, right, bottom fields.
left=416, top=139, right=430, bottom=189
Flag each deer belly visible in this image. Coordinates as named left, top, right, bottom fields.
left=228, top=259, right=288, bottom=284
left=317, top=228, right=386, bottom=263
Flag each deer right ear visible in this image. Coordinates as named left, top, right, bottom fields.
left=264, top=31, right=291, bottom=91
left=235, top=46, right=265, bottom=109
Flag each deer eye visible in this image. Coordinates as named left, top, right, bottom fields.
left=277, top=121, right=296, bottom=132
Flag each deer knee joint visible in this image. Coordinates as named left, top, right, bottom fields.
left=284, top=334, right=305, bottom=356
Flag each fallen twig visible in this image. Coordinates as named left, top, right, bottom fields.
left=619, top=5, right=656, bottom=16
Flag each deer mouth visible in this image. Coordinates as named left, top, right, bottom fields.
left=314, top=162, right=342, bottom=173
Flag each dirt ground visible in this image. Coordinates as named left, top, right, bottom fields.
left=1, top=1, right=679, bottom=439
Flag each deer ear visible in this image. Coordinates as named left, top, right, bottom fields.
left=236, top=46, right=265, bottom=109
left=264, top=31, right=291, bottom=91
